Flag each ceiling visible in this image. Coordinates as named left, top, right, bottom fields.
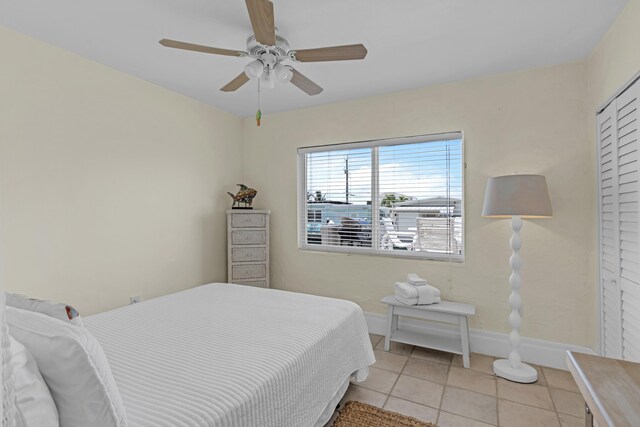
left=1, top=0, right=629, bottom=117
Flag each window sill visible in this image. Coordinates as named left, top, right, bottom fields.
left=298, top=243, right=464, bottom=263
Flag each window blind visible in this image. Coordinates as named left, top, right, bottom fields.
left=297, top=133, right=464, bottom=261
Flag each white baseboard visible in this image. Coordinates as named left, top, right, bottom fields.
left=365, top=312, right=595, bottom=370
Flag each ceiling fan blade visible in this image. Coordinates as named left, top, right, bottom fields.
left=220, top=72, right=250, bottom=92
left=245, top=0, right=276, bottom=46
left=290, top=68, right=323, bottom=96
left=292, top=44, right=368, bottom=62
left=159, top=39, right=246, bottom=57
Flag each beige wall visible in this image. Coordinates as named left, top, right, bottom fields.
left=242, top=62, right=594, bottom=347
left=587, top=0, right=640, bottom=112
left=0, top=27, right=243, bottom=315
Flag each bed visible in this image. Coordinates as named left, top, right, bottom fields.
left=83, top=283, right=375, bottom=427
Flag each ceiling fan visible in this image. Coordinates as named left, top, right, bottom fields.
left=159, top=0, right=367, bottom=96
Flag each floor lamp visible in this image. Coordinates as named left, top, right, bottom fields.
left=482, top=174, right=552, bottom=383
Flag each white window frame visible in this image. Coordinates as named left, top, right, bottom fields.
left=297, top=132, right=465, bottom=261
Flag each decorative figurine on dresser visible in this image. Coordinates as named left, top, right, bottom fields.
left=227, top=205, right=270, bottom=288
left=227, top=184, right=258, bottom=209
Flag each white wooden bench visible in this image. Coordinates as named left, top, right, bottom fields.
left=380, top=295, right=476, bottom=368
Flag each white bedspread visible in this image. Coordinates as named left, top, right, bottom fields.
left=84, top=283, right=375, bottom=427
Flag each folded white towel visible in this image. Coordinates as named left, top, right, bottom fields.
left=407, top=273, right=428, bottom=286
left=394, top=282, right=441, bottom=305
left=416, top=285, right=440, bottom=304
left=394, top=282, right=418, bottom=299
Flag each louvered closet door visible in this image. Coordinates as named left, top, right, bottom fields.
left=599, top=101, right=623, bottom=359
left=616, top=82, right=640, bottom=362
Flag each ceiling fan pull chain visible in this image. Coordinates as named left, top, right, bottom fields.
left=256, top=77, right=262, bottom=127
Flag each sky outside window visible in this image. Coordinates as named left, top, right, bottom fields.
left=306, top=139, right=462, bottom=204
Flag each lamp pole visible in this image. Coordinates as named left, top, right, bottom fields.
left=491, top=214, right=538, bottom=383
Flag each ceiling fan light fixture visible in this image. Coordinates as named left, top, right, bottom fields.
left=244, top=60, right=264, bottom=80
left=274, top=62, right=292, bottom=82
left=260, top=69, right=276, bottom=89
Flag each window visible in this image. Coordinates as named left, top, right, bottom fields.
left=297, top=133, right=464, bottom=261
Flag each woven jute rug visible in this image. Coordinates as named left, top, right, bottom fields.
left=332, top=401, right=437, bottom=427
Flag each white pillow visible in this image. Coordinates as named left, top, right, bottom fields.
left=6, top=293, right=83, bottom=326
left=9, top=335, right=59, bottom=427
left=6, top=307, right=127, bottom=427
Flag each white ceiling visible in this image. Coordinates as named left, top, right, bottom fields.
left=1, top=0, right=628, bottom=117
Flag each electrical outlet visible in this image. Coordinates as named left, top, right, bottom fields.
left=130, top=295, right=141, bottom=304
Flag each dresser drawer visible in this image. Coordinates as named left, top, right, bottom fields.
left=231, top=247, right=267, bottom=262
left=233, top=280, right=268, bottom=288
left=231, top=230, right=266, bottom=245
left=231, top=213, right=266, bottom=228
left=232, top=264, right=266, bottom=280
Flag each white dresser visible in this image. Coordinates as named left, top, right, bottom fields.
left=227, top=209, right=270, bottom=288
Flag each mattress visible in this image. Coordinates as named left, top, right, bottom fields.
left=84, top=283, right=375, bottom=427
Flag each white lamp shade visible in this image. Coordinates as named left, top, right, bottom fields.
left=274, top=63, right=292, bottom=82
left=244, top=60, right=264, bottom=80
left=482, top=174, right=552, bottom=218
left=260, top=69, right=275, bottom=89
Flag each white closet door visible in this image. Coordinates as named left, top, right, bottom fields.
left=599, top=101, right=623, bottom=359
left=616, top=81, right=640, bottom=362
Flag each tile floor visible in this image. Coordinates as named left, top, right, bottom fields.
left=333, top=334, right=586, bottom=427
